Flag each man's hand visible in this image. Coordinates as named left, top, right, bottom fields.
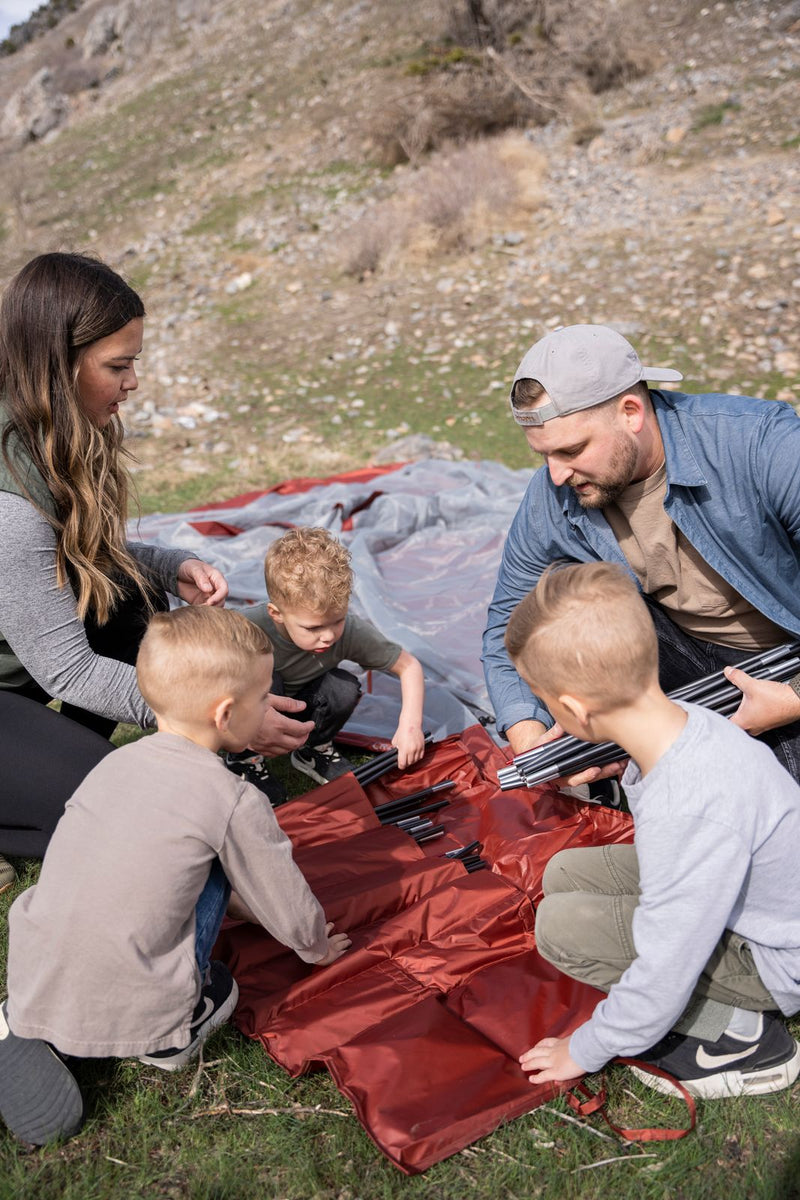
left=248, top=694, right=314, bottom=756
left=316, top=921, right=352, bottom=966
left=519, top=1036, right=583, bottom=1085
left=512, top=721, right=626, bottom=788
left=176, top=558, right=228, bottom=606
left=725, top=667, right=800, bottom=737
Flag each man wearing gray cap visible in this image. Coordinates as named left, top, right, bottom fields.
left=482, top=323, right=800, bottom=782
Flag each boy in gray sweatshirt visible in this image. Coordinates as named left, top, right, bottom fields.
left=0, top=606, right=349, bottom=1146
left=506, top=561, right=800, bottom=1099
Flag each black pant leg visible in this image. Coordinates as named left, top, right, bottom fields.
left=293, top=668, right=362, bottom=746
left=0, top=691, right=113, bottom=857
left=59, top=581, right=168, bottom=737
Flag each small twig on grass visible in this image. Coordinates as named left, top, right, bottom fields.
left=540, top=1105, right=621, bottom=1145
left=105, top=1156, right=131, bottom=1167
left=187, top=1053, right=223, bottom=1100
left=572, top=1153, right=658, bottom=1173
left=191, top=1103, right=350, bottom=1119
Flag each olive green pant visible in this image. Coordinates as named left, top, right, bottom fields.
left=535, top=844, right=776, bottom=1041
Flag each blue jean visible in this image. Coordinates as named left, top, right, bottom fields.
left=647, top=599, right=800, bottom=783
left=194, top=858, right=230, bottom=976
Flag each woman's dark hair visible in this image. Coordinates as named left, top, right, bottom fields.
left=0, top=252, right=148, bottom=622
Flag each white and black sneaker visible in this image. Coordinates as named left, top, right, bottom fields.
left=138, top=961, right=239, bottom=1072
left=224, top=750, right=287, bottom=805
left=630, top=1012, right=800, bottom=1099
left=0, top=1001, right=84, bottom=1146
left=290, top=742, right=353, bottom=785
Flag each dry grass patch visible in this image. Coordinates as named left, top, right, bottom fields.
left=343, top=131, right=545, bottom=276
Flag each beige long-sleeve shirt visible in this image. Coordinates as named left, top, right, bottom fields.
left=7, top=733, right=329, bottom=1057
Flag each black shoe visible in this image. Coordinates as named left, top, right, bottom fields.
left=224, top=750, right=287, bottom=805
left=0, top=1001, right=84, bottom=1145
left=630, top=1012, right=800, bottom=1099
left=290, top=742, right=353, bottom=785
left=138, top=961, right=239, bottom=1072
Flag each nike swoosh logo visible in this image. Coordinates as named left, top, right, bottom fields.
left=0, top=1004, right=8, bottom=1041
left=192, top=996, right=215, bottom=1029
left=695, top=1043, right=759, bottom=1070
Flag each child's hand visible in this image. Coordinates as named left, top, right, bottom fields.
left=391, top=723, right=426, bottom=770
left=316, top=921, right=351, bottom=967
left=519, top=1036, right=583, bottom=1084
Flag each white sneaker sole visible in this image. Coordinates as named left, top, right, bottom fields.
left=138, top=978, right=239, bottom=1072
left=630, top=1039, right=800, bottom=1099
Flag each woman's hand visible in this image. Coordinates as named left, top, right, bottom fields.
left=176, top=558, right=229, bottom=606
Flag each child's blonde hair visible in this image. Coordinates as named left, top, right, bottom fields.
left=265, top=527, right=353, bottom=614
left=137, top=606, right=272, bottom=718
left=505, top=561, right=658, bottom=710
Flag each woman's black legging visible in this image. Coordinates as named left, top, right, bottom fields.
left=0, top=691, right=113, bottom=856
left=0, top=581, right=167, bottom=856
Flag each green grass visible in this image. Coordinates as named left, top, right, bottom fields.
left=3, top=726, right=800, bottom=1196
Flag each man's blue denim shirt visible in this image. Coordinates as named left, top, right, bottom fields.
left=482, top=389, right=800, bottom=736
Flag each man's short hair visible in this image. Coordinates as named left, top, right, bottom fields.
left=265, top=527, right=353, bottom=614
left=137, top=605, right=272, bottom=718
left=505, top=561, right=658, bottom=710
left=511, top=377, right=651, bottom=414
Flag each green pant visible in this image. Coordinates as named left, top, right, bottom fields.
left=535, top=845, right=776, bottom=1038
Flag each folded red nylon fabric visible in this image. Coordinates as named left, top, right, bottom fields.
left=215, top=724, right=634, bottom=1173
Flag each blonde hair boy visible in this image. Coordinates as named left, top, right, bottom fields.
left=240, top=526, right=426, bottom=786
left=504, top=561, right=800, bottom=1104
left=505, top=561, right=657, bottom=713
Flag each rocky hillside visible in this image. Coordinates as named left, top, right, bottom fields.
left=0, top=0, right=797, bottom=512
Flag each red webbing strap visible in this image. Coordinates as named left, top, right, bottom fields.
left=566, top=1060, right=696, bottom=1142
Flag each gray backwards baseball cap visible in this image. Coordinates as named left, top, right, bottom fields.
left=510, top=324, right=683, bottom=426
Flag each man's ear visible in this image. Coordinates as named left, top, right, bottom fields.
left=213, top=696, right=235, bottom=733
left=266, top=602, right=284, bottom=624
left=558, top=692, right=592, bottom=732
left=619, top=391, right=647, bottom=435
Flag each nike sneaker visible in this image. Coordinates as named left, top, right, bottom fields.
left=291, top=742, right=353, bottom=785
left=630, top=1011, right=800, bottom=1099
left=138, top=960, right=239, bottom=1071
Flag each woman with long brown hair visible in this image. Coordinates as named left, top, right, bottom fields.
left=0, top=252, right=229, bottom=880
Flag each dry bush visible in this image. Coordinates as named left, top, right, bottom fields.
left=342, top=132, right=545, bottom=276
left=370, top=70, right=540, bottom=166
left=368, top=0, right=646, bottom=164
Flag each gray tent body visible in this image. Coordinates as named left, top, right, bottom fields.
left=130, top=460, right=531, bottom=744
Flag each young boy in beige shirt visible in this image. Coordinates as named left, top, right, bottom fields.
left=0, top=606, right=349, bottom=1146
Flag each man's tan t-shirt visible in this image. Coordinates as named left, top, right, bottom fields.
left=604, top=464, right=787, bottom=650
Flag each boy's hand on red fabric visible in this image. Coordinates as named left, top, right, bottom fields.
left=519, top=1036, right=583, bottom=1085
left=316, top=922, right=351, bottom=966
left=392, top=723, right=426, bottom=770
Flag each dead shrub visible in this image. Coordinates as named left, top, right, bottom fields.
left=368, top=0, right=646, bottom=164
left=342, top=131, right=545, bottom=276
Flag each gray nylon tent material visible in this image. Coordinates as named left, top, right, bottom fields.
left=129, top=460, right=531, bottom=743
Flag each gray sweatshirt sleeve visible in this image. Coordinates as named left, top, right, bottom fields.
left=0, top=492, right=156, bottom=727
left=127, top=541, right=196, bottom=593
left=220, top=783, right=330, bottom=963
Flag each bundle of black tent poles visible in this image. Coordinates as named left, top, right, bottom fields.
left=352, top=733, right=434, bottom=788
left=498, top=640, right=800, bottom=791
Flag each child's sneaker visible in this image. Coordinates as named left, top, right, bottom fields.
left=291, top=742, right=353, bottom=785
left=0, top=853, right=15, bottom=894
left=138, top=960, right=239, bottom=1072
left=630, top=1012, right=800, bottom=1099
left=224, top=750, right=287, bottom=805
left=0, top=1001, right=84, bottom=1146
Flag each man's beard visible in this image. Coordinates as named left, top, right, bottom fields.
left=570, top=433, right=639, bottom=509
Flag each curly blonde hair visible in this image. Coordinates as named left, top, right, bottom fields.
left=265, top=527, right=353, bottom=614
